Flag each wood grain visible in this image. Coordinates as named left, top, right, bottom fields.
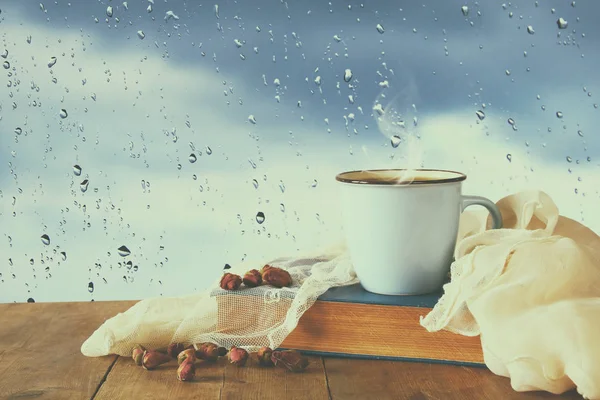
left=324, top=358, right=584, bottom=400
left=94, top=356, right=225, bottom=400
left=0, top=301, right=131, bottom=400
left=281, top=301, right=483, bottom=364
left=0, top=300, right=584, bottom=399
left=220, top=354, right=329, bottom=400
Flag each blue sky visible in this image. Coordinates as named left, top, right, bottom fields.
left=0, top=0, right=598, bottom=302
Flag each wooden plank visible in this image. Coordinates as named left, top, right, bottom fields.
left=0, top=300, right=585, bottom=399
left=323, top=358, right=584, bottom=400
left=94, top=356, right=225, bottom=400
left=0, top=301, right=134, bottom=400
left=220, top=355, right=329, bottom=400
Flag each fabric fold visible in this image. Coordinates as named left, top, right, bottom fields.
left=421, top=190, right=600, bottom=399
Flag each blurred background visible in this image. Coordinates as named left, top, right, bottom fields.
left=0, top=0, right=598, bottom=303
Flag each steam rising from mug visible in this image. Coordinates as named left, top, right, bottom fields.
left=372, top=72, right=423, bottom=184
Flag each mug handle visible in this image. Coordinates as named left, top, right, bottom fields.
left=461, top=195, right=503, bottom=229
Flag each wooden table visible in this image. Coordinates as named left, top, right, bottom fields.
left=0, top=302, right=583, bottom=400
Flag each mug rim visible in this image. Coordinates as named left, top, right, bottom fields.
left=335, top=168, right=467, bottom=185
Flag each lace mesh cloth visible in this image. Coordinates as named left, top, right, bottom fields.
left=81, top=244, right=358, bottom=356
left=81, top=190, right=600, bottom=399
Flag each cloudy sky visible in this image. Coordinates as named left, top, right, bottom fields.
left=0, top=0, right=598, bottom=303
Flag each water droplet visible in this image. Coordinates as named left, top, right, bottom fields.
left=88, top=282, right=94, bottom=293
left=314, top=76, right=322, bottom=85
left=188, top=153, right=197, bottom=163
left=59, top=109, right=68, bottom=119
left=118, top=245, right=131, bottom=257
left=343, top=69, right=353, bottom=82
left=214, top=4, right=220, bottom=18
left=461, top=5, right=469, bottom=16
left=48, top=57, right=57, bottom=68
left=234, top=39, right=243, bottom=48
left=527, top=25, right=535, bottom=34
left=280, top=203, right=285, bottom=212
left=223, top=263, right=231, bottom=270
left=147, top=4, right=152, bottom=12
left=1, top=49, right=7, bottom=58
left=73, top=165, right=82, bottom=176
left=106, top=6, right=113, bottom=17
left=252, top=179, right=259, bottom=189
left=566, top=156, right=572, bottom=163
left=506, top=154, right=512, bottom=162
left=376, top=23, right=385, bottom=34
left=557, top=18, right=568, bottom=29
left=505, top=70, right=511, bottom=76
left=556, top=111, right=563, bottom=118
left=60, top=252, right=67, bottom=261
left=80, top=179, right=89, bottom=192
left=41, top=234, right=50, bottom=245
left=476, top=110, right=485, bottom=120
left=578, top=130, right=584, bottom=137
left=14, top=127, right=22, bottom=135
left=373, top=103, right=384, bottom=116
left=248, top=115, right=257, bottom=124
left=391, top=135, right=401, bottom=148
left=206, top=146, right=213, bottom=155
left=507, top=118, right=515, bottom=126
left=27, top=298, right=35, bottom=303
left=2, top=61, right=9, bottom=69
left=137, top=30, right=145, bottom=40
left=164, top=10, right=179, bottom=21
left=256, top=212, right=265, bottom=224
left=279, top=180, right=286, bottom=193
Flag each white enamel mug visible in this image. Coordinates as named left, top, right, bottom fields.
left=336, top=169, right=503, bottom=296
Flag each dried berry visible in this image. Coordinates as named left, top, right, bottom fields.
left=218, top=347, right=228, bottom=357
left=220, top=273, right=242, bottom=290
left=177, top=359, right=196, bottom=382
left=167, top=343, right=185, bottom=359
left=142, top=350, right=172, bottom=370
left=132, top=344, right=146, bottom=366
left=195, top=342, right=219, bottom=362
left=271, top=350, right=309, bottom=372
left=260, top=264, right=274, bottom=274
left=177, top=348, right=196, bottom=365
left=242, top=269, right=262, bottom=287
left=261, top=265, right=292, bottom=288
left=257, top=346, right=274, bottom=367
left=228, top=346, right=249, bottom=366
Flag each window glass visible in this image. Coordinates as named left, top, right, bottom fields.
left=1, top=1, right=597, bottom=302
